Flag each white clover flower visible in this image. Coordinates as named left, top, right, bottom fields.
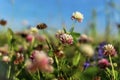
left=104, top=44, right=114, bottom=50
left=59, top=33, right=73, bottom=44
left=55, top=30, right=64, bottom=38
left=103, top=44, right=116, bottom=56
left=72, top=11, right=84, bottom=22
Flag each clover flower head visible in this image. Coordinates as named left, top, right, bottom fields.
left=72, top=11, right=84, bottom=22
left=14, top=53, right=24, bottom=65
left=55, top=30, right=64, bottom=38
left=103, top=44, right=117, bottom=56
left=26, top=34, right=34, bottom=43
left=54, top=50, right=64, bottom=58
left=25, top=50, right=54, bottom=73
left=98, top=58, right=110, bottom=69
left=25, top=59, right=37, bottom=72
left=59, top=33, right=73, bottom=44
left=48, top=57, right=54, bottom=64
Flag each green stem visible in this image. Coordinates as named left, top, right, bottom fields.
left=70, top=21, right=76, bottom=33
left=29, top=73, right=38, bottom=80
left=7, top=65, right=11, bottom=79
left=15, top=64, right=25, bottom=77
left=37, top=70, right=40, bottom=80
left=54, top=55, right=60, bottom=76
left=109, top=55, right=116, bottom=80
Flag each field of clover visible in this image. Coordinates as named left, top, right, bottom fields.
left=0, top=11, right=120, bottom=80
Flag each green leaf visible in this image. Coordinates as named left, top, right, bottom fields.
left=63, top=27, right=67, bottom=33
left=72, top=53, right=80, bottom=66
left=114, top=70, right=118, bottom=79
left=8, top=28, right=14, bottom=35
left=55, top=56, right=59, bottom=65
left=7, top=28, right=14, bottom=45
left=71, top=32, right=80, bottom=37
left=83, top=66, right=98, bottom=78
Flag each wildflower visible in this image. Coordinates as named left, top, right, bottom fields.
left=55, top=30, right=64, bottom=38
left=103, top=44, right=116, bottom=56
left=36, top=23, right=47, bottom=29
left=26, top=34, right=34, bottom=43
left=72, top=11, right=84, bottom=22
left=30, top=27, right=38, bottom=33
left=48, top=57, right=54, bottom=64
left=98, top=58, right=110, bottom=69
left=54, top=50, right=64, bottom=58
left=14, top=53, right=24, bottom=65
left=80, top=44, right=94, bottom=57
left=2, top=55, right=10, bottom=62
left=83, top=61, right=90, bottom=70
left=33, top=51, right=54, bottom=72
left=25, top=50, right=54, bottom=73
left=97, top=42, right=107, bottom=59
left=25, top=59, right=37, bottom=72
left=59, top=33, right=73, bottom=44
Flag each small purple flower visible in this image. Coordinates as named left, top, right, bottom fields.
left=97, top=42, right=107, bottom=59
left=98, top=48, right=104, bottom=59
left=83, top=61, right=90, bottom=70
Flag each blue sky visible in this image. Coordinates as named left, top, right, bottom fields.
left=0, top=0, right=120, bottom=33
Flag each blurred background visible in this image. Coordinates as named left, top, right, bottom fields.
left=0, top=0, right=120, bottom=35
left=0, top=0, right=120, bottom=79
